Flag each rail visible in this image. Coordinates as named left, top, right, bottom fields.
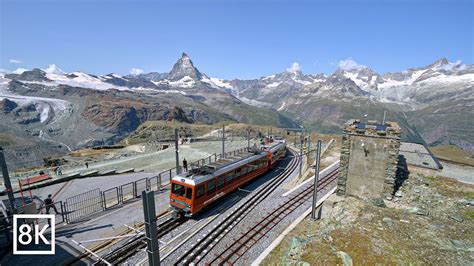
left=174, top=148, right=300, bottom=265
left=59, top=147, right=250, bottom=223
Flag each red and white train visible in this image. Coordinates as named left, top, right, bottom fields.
left=170, top=137, right=286, bottom=217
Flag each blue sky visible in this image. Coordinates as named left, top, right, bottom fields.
left=1, top=0, right=473, bottom=79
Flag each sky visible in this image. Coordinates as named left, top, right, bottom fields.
left=1, top=0, right=473, bottom=79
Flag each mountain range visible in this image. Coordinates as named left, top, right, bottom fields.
left=1, top=53, right=473, bottom=168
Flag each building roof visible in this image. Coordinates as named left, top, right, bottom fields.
left=344, top=119, right=401, bottom=138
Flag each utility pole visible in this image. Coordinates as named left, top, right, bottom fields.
left=0, top=147, right=16, bottom=214
left=247, top=128, right=250, bottom=150
left=311, top=140, right=322, bottom=220
left=174, top=129, right=180, bottom=174
left=299, top=135, right=303, bottom=177
left=142, top=190, right=160, bottom=266
left=222, top=125, right=225, bottom=158
left=307, top=132, right=312, bottom=160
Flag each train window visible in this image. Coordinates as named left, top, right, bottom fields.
left=225, top=172, right=233, bottom=183
left=196, top=185, right=205, bottom=199
left=185, top=187, right=192, bottom=200
left=217, top=176, right=225, bottom=189
left=235, top=168, right=242, bottom=178
left=172, top=183, right=185, bottom=197
left=243, top=164, right=250, bottom=174
left=207, top=179, right=216, bottom=194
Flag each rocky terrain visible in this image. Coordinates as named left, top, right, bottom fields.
left=264, top=173, right=474, bottom=265
left=1, top=53, right=472, bottom=170
left=0, top=54, right=298, bottom=170
left=227, top=58, right=474, bottom=153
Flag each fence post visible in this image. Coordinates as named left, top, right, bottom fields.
left=134, top=182, right=138, bottom=198
left=102, top=192, right=106, bottom=210
left=63, top=202, right=69, bottom=223
left=116, top=187, right=120, bottom=206
left=60, top=201, right=65, bottom=223
left=158, top=174, right=162, bottom=190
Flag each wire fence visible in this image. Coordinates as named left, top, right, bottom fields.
left=57, top=146, right=250, bottom=223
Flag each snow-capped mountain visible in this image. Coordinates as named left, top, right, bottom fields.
left=332, top=67, right=382, bottom=92
left=378, top=58, right=474, bottom=104
left=1, top=54, right=473, bottom=153
left=168, top=52, right=204, bottom=81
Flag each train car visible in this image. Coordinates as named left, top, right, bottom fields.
left=170, top=139, right=286, bottom=217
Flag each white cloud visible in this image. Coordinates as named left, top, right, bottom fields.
left=44, top=64, right=65, bottom=74
left=12, top=68, right=28, bottom=74
left=437, top=59, right=467, bottom=71
left=286, top=62, right=301, bottom=73
left=9, top=59, right=22, bottom=64
left=338, top=58, right=366, bottom=71
left=130, top=68, right=144, bottom=75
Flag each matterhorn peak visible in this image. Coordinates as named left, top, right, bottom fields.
left=168, top=52, right=204, bottom=81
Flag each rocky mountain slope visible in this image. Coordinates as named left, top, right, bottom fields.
left=0, top=54, right=298, bottom=169
left=224, top=58, right=474, bottom=153
left=1, top=53, right=472, bottom=170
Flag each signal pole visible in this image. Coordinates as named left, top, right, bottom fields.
left=0, top=147, right=16, bottom=214
left=307, top=131, right=312, bottom=160
left=142, top=190, right=160, bottom=266
left=247, top=128, right=250, bottom=150
left=311, top=140, right=322, bottom=220
left=174, top=129, right=180, bottom=174
left=222, top=125, right=225, bottom=158
left=299, top=134, right=303, bottom=177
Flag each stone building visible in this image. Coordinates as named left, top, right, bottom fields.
left=337, top=119, right=401, bottom=199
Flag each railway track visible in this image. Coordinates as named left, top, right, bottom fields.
left=209, top=168, right=339, bottom=265
left=65, top=210, right=173, bottom=265
left=98, top=214, right=184, bottom=265
left=173, top=148, right=300, bottom=265
left=78, top=148, right=299, bottom=265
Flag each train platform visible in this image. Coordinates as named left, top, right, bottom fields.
left=0, top=178, right=172, bottom=265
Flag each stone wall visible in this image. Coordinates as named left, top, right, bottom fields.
left=337, top=119, right=401, bottom=199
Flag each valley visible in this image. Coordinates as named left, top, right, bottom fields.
left=0, top=54, right=472, bottom=172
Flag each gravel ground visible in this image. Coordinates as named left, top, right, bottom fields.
left=437, top=162, right=474, bottom=185
left=5, top=139, right=257, bottom=190
left=198, top=168, right=337, bottom=265
left=62, top=139, right=257, bottom=174
left=127, top=152, right=298, bottom=265
left=111, top=147, right=336, bottom=265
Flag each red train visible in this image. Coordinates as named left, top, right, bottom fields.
left=170, top=137, right=286, bottom=217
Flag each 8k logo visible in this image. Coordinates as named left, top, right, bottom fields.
left=13, top=214, right=55, bottom=255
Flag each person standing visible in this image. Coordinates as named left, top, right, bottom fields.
left=44, top=194, right=59, bottom=214
left=85, top=162, right=89, bottom=169
left=183, top=158, right=188, bottom=172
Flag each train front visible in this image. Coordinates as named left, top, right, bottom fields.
left=169, top=174, right=194, bottom=218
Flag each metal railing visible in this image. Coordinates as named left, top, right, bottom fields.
left=59, top=147, right=250, bottom=223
